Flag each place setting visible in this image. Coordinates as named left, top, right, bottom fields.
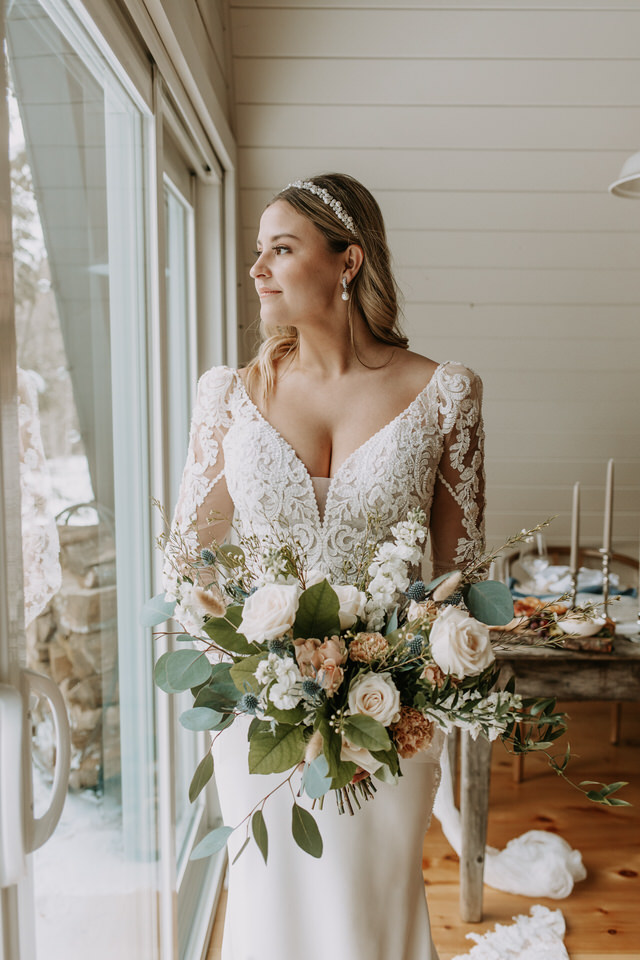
left=492, top=459, right=640, bottom=651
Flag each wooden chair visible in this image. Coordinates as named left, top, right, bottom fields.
left=504, top=545, right=638, bottom=781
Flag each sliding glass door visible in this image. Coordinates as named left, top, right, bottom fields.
left=0, top=4, right=230, bottom=957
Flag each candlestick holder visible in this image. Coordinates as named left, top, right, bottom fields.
left=599, top=547, right=611, bottom=619
left=569, top=570, right=578, bottom=610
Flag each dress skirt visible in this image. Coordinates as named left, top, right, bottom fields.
left=213, top=715, right=444, bottom=960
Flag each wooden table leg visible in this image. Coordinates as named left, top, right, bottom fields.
left=460, top=731, right=492, bottom=922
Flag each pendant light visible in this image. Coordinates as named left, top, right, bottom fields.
left=609, top=150, right=640, bottom=198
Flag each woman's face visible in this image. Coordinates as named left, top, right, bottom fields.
left=250, top=200, right=348, bottom=329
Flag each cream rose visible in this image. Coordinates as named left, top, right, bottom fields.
left=239, top=583, right=300, bottom=645
left=429, top=606, right=494, bottom=678
left=348, top=671, right=401, bottom=726
left=333, top=584, right=367, bottom=629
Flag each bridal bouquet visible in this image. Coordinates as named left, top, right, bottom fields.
left=144, top=511, right=628, bottom=863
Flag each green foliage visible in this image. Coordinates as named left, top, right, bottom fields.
left=463, top=580, right=514, bottom=625
left=252, top=810, right=269, bottom=864
left=342, top=714, right=391, bottom=752
left=232, top=836, right=251, bottom=865
left=301, top=754, right=332, bottom=800
left=423, top=572, right=452, bottom=593
left=293, top=580, right=340, bottom=639
left=140, top=593, right=176, bottom=627
left=180, top=707, right=225, bottom=731
left=164, top=649, right=212, bottom=691
left=248, top=723, right=306, bottom=775
left=154, top=652, right=181, bottom=693
left=203, top=604, right=256, bottom=655
left=264, top=703, right=308, bottom=724
left=190, top=825, right=234, bottom=860
left=291, top=803, right=323, bottom=858
left=230, top=653, right=267, bottom=695
left=189, top=753, right=214, bottom=803
left=579, top=781, right=630, bottom=806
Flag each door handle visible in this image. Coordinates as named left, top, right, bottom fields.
left=23, top=670, right=71, bottom=853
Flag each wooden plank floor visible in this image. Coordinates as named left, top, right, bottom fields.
left=206, top=701, right=640, bottom=959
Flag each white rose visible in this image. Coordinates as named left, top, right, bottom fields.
left=333, top=584, right=367, bottom=629
left=239, top=583, right=301, bottom=645
left=305, top=568, right=331, bottom=587
left=340, top=739, right=380, bottom=776
left=429, top=606, right=495, bottom=678
left=348, top=671, right=401, bottom=727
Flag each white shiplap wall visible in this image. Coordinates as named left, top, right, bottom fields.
left=229, top=0, right=640, bottom=560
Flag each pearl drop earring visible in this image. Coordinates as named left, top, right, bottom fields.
left=341, top=277, right=350, bottom=301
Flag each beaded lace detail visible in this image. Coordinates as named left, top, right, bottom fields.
left=166, top=361, right=485, bottom=590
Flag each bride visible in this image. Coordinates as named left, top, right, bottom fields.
left=168, top=173, right=484, bottom=960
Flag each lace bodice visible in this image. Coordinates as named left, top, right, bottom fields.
left=166, top=360, right=485, bottom=587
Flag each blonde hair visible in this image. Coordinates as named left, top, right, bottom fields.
left=244, top=173, right=408, bottom=400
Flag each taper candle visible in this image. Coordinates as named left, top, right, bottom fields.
left=603, top=459, right=615, bottom=554
left=570, top=481, right=580, bottom=575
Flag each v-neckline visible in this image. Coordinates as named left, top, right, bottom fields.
left=231, top=363, right=445, bottom=523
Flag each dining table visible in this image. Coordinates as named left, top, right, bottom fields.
left=458, top=595, right=640, bottom=922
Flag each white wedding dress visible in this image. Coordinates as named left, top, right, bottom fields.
left=168, top=360, right=485, bottom=960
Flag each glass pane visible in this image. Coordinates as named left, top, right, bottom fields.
left=164, top=177, right=201, bottom=867
left=7, top=2, right=159, bottom=958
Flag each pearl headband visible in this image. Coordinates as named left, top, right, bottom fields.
left=286, top=179, right=357, bottom=236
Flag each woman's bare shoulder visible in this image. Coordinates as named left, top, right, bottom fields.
left=393, top=350, right=441, bottom=389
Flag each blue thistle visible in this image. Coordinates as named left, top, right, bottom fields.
left=301, top=678, right=325, bottom=706
left=406, top=634, right=423, bottom=657
left=200, top=547, right=216, bottom=565
left=268, top=637, right=288, bottom=656
left=440, top=590, right=464, bottom=607
left=238, top=692, right=260, bottom=714
left=406, top=580, right=427, bottom=602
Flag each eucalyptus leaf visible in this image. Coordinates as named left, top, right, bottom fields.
left=193, top=684, right=238, bottom=713
left=248, top=723, right=306, bottom=775
left=154, top=652, right=181, bottom=693
left=165, top=649, right=212, bottom=691
left=140, top=592, right=176, bottom=627
left=190, top=825, right=234, bottom=860
left=252, top=810, right=269, bottom=864
left=189, top=753, right=214, bottom=803
left=342, top=714, right=391, bottom=752
left=210, top=662, right=243, bottom=703
left=301, top=754, right=332, bottom=800
left=180, top=707, right=224, bottom=731
left=291, top=803, right=323, bottom=858
left=384, top=607, right=398, bottom=635
left=293, top=580, right=340, bottom=639
left=232, top=836, right=251, bottom=865
left=463, top=580, right=514, bottom=626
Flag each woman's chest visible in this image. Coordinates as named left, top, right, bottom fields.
left=221, top=406, right=444, bottom=530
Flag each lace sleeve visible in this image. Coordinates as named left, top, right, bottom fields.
left=163, top=367, right=236, bottom=595
left=429, top=362, right=485, bottom=578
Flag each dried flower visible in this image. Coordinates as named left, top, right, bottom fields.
left=390, top=707, right=435, bottom=758
left=192, top=585, right=227, bottom=618
left=348, top=632, right=389, bottom=663
left=304, top=729, right=324, bottom=763
left=433, top=570, right=463, bottom=602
